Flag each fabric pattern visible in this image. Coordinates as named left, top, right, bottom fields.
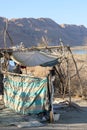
left=4, top=73, right=48, bottom=114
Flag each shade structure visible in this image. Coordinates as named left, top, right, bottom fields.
left=11, top=50, right=58, bottom=67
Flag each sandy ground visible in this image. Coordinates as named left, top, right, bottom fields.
left=54, top=97, right=87, bottom=123
left=0, top=96, right=87, bottom=130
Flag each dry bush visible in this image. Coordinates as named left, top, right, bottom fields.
left=25, top=66, right=51, bottom=78
left=52, top=54, right=87, bottom=98
left=66, top=54, right=87, bottom=97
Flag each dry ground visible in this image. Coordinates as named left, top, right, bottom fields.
left=1, top=96, right=87, bottom=130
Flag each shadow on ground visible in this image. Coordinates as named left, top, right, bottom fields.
left=53, top=101, right=87, bottom=124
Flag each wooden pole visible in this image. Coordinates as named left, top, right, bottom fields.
left=68, top=74, right=71, bottom=104
left=4, top=19, right=8, bottom=49
left=47, top=74, right=54, bottom=123
left=68, top=47, right=83, bottom=97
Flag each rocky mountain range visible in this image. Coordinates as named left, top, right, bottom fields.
left=0, top=17, right=87, bottom=48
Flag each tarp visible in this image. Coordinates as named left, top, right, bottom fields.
left=11, top=50, right=58, bottom=67
left=4, top=73, right=48, bottom=114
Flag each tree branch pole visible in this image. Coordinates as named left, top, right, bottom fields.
left=4, top=19, right=8, bottom=49
left=68, top=47, right=83, bottom=97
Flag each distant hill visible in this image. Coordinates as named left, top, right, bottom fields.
left=0, top=17, right=87, bottom=48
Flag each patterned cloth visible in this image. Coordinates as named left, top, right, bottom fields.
left=4, top=73, right=48, bottom=114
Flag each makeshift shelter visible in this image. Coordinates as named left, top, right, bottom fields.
left=0, top=47, right=58, bottom=122
left=0, top=44, right=84, bottom=124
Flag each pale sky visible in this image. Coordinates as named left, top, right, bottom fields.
left=0, top=0, right=87, bottom=27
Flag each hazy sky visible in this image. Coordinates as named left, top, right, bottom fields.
left=0, top=0, right=87, bottom=27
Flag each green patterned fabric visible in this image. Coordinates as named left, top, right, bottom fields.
left=4, top=73, right=48, bottom=114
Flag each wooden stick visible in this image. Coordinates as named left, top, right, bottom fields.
left=4, top=19, right=8, bottom=49
left=68, top=47, right=83, bottom=97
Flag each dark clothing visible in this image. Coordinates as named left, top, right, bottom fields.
left=13, top=65, right=22, bottom=74
left=0, top=73, right=3, bottom=95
